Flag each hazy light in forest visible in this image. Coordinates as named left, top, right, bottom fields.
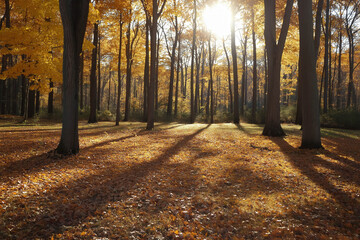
left=202, top=2, right=232, bottom=38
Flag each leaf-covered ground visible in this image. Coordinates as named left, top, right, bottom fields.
left=0, top=119, right=359, bottom=239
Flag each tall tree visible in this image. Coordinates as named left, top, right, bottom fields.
left=223, top=39, right=233, bottom=113
left=146, top=0, right=167, bottom=130
left=251, top=7, right=257, bottom=123
left=344, top=0, right=359, bottom=108
left=88, top=22, right=98, bottom=123
left=56, top=0, right=89, bottom=155
left=298, top=0, right=322, bottom=149
left=97, top=28, right=101, bottom=111
left=296, top=0, right=324, bottom=124
left=231, top=0, right=239, bottom=124
left=262, top=0, right=294, bottom=136
left=240, top=34, right=248, bottom=116
left=323, top=0, right=330, bottom=113
left=208, top=34, right=214, bottom=123
left=190, top=0, right=197, bottom=123
left=116, top=14, right=124, bottom=126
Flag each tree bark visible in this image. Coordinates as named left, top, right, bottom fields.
left=174, top=34, right=181, bottom=117
left=116, top=16, right=124, bottom=126
left=241, top=35, right=248, bottom=116
left=298, top=0, right=322, bottom=149
left=336, top=31, right=342, bottom=110
left=166, top=17, right=179, bottom=117
left=48, top=80, right=54, bottom=114
left=223, top=39, right=233, bottom=113
left=35, top=90, right=40, bottom=113
left=28, top=89, right=35, bottom=118
left=147, top=0, right=167, bottom=130
left=190, top=0, right=196, bottom=123
left=231, top=1, right=239, bottom=124
left=209, top=35, right=214, bottom=124
left=124, top=21, right=132, bottom=121
left=97, top=29, right=101, bottom=111
left=262, top=0, right=293, bottom=137
left=57, top=0, right=89, bottom=155
left=88, top=22, right=98, bottom=123
left=251, top=8, right=257, bottom=123
left=323, top=0, right=330, bottom=113
left=79, top=52, right=84, bottom=110
left=143, top=19, right=150, bottom=122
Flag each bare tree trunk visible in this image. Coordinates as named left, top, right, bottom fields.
left=143, top=19, right=150, bottom=122
left=298, top=0, right=322, bottom=149
left=174, top=34, right=181, bottom=117
left=336, top=31, right=342, bottom=110
left=57, top=0, right=89, bottom=154
left=231, top=1, right=239, bottom=124
left=190, top=0, right=196, bottom=123
left=147, top=0, right=167, bottom=130
left=241, top=35, right=248, bottom=116
left=223, top=39, right=233, bottom=113
left=97, top=29, right=101, bottom=111
left=124, top=21, right=132, bottom=121
left=263, top=0, right=293, bottom=136
left=166, top=17, right=179, bottom=117
left=209, top=35, right=214, bottom=124
left=116, top=17, right=124, bottom=126
left=251, top=8, right=257, bottom=123
left=323, top=0, right=330, bottom=113
left=35, top=90, right=40, bottom=113
left=48, top=80, right=54, bottom=114
left=79, top=52, right=84, bottom=109
left=89, top=22, right=98, bottom=123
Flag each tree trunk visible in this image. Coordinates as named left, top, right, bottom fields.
left=323, top=0, right=330, bottom=113
left=89, top=22, right=98, bottom=123
left=12, top=77, right=18, bottom=115
left=167, top=19, right=178, bottom=117
left=298, top=0, right=322, bottom=149
left=28, top=90, right=35, bottom=118
left=155, top=32, right=160, bottom=112
left=97, top=29, right=101, bottom=111
left=346, top=28, right=357, bottom=108
left=190, top=0, right=196, bottom=123
left=57, top=0, right=89, bottom=155
left=48, top=80, right=54, bottom=114
left=21, top=75, right=26, bottom=116
left=241, top=35, right=248, bottom=116
left=147, top=0, right=159, bottom=130
left=223, top=40, right=233, bottom=113
left=116, top=17, right=124, bottom=126
left=336, top=31, right=342, bottom=110
left=251, top=8, right=257, bottom=123
left=124, top=21, right=132, bottom=121
left=174, top=34, right=181, bottom=117
left=35, top=90, right=40, bottom=113
left=195, top=45, right=201, bottom=115
left=143, top=19, right=150, bottom=122
left=231, top=2, right=239, bottom=124
left=80, top=52, right=84, bottom=110
left=209, top=35, right=214, bottom=124
left=263, top=0, right=293, bottom=137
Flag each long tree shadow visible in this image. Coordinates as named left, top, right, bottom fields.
left=0, top=132, right=145, bottom=183
left=271, top=138, right=360, bottom=216
left=1, top=125, right=210, bottom=239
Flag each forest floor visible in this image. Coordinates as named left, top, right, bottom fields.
left=0, top=117, right=360, bottom=239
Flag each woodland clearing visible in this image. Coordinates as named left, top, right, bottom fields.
left=0, top=119, right=359, bottom=239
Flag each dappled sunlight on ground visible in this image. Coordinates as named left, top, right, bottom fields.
left=0, top=122, right=359, bottom=239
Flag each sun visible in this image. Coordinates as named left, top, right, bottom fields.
left=202, top=2, right=232, bottom=38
